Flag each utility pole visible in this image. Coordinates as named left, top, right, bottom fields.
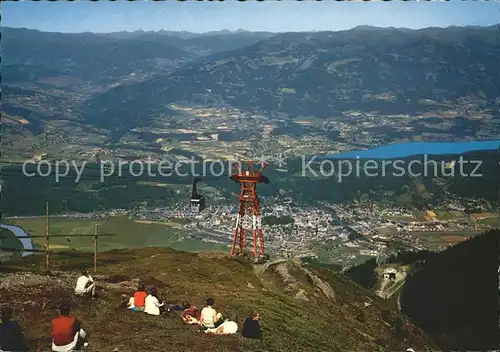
left=93, top=224, right=98, bottom=273
left=45, top=201, right=49, bottom=271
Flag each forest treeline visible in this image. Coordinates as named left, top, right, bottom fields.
left=1, top=150, right=499, bottom=216
left=347, top=230, right=499, bottom=350
left=400, top=229, right=499, bottom=351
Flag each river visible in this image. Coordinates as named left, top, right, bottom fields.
left=0, top=224, right=34, bottom=257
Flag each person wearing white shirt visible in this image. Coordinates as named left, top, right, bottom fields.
left=74, top=271, right=96, bottom=297
left=199, top=298, right=221, bottom=329
left=144, top=287, right=164, bottom=316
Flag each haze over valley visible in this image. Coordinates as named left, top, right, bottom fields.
left=3, top=25, right=500, bottom=161
left=3, top=19, right=500, bottom=263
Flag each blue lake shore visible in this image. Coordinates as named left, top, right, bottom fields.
left=322, top=140, right=500, bottom=160
left=0, top=224, right=34, bottom=257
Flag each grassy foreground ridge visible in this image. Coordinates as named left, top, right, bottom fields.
left=0, top=248, right=437, bottom=352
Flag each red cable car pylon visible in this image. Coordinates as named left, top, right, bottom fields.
left=229, top=160, right=268, bottom=257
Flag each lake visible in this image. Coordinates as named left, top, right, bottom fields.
left=0, top=224, right=34, bottom=257
left=322, top=140, right=500, bottom=160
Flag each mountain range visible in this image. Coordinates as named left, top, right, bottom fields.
left=2, top=27, right=274, bottom=83
left=3, top=25, right=499, bottom=134
left=83, top=25, right=500, bottom=130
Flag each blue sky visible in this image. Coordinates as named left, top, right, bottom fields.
left=3, top=0, right=500, bottom=33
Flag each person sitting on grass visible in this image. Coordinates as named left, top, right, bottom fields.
left=199, top=298, right=224, bottom=330
left=144, top=287, right=165, bottom=316
left=181, top=301, right=200, bottom=324
left=127, top=283, right=147, bottom=312
left=51, top=303, right=88, bottom=352
left=0, top=306, right=28, bottom=352
left=74, top=270, right=96, bottom=298
left=241, top=311, right=262, bottom=340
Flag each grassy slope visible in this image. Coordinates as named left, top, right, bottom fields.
left=0, top=248, right=437, bottom=352
left=4, top=216, right=228, bottom=253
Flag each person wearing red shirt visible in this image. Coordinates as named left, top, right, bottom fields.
left=127, top=283, right=147, bottom=312
left=51, top=303, right=88, bottom=352
left=181, top=301, right=200, bottom=324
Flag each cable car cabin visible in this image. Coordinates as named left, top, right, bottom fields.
left=190, top=177, right=205, bottom=213
left=190, top=196, right=205, bottom=213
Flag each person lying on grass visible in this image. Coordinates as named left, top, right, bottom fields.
left=181, top=301, right=200, bottom=324
left=204, top=320, right=238, bottom=335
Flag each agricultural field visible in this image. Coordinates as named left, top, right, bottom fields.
left=381, top=214, right=415, bottom=221
left=3, top=216, right=228, bottom=254
left=478, top=216, right=500, bottom=227
left=434, top=210, right=468, bottom=220
left=310, top=239, right=373, bottom=267
left=470, top=212, right=500, bottom=222
left=410, top=231, right=482, bottom=251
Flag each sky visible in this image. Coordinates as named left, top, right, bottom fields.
left=3, top=0, right=500, bottom=34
